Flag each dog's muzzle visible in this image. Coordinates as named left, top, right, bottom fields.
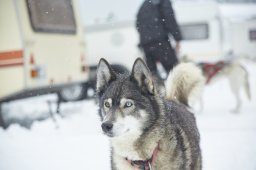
left=101, top=122, right=113, bottom=133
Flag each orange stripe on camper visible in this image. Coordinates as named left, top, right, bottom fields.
left=0, top=50, right=23, bottom=67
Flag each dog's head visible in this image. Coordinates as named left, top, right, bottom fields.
left=96, top=58, right=160, bottom=138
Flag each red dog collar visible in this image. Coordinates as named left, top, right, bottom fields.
left=125, top=143, right=159, bottom=170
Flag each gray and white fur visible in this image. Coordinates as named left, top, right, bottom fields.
left=96, top=58, right=204, bottom=170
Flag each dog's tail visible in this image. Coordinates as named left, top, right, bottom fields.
left=165, top=63, right=205, bottom=106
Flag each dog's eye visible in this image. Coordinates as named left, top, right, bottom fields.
left=104, top=101, right=111, bottom=108
left=124, top=101, right=133, bottom=108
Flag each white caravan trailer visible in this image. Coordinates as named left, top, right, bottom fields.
left=229, top=18, right=256, bottom=58
left=0, top=0, right=89, bottom=105
left=175, top=1, right=222, bottom=61
left=219, top=4, right=256, bottom=59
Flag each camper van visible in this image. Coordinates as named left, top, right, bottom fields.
left=0, top=0, right=89, bottom=107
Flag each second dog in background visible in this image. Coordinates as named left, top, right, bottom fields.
left=182, top=55, right=251, bottom=113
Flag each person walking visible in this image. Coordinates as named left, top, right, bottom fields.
left=136, top=0, right=182, bottom=79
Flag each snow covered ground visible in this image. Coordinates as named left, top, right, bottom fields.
left=0, top=60, right=255, bottom=170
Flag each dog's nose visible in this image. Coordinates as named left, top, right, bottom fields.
left=101, top=122, right=113, bottom=133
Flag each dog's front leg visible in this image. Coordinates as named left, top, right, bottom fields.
left=228, top=76, right=242, bottom=113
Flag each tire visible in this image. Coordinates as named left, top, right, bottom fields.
left=0, top=104, right=6, bottom=129
left=58, top=64, right=129, bottom=102
left=58, top=83, right=87, bottom=102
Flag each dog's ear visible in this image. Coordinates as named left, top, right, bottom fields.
left=131, top=58, right=154, bottom=94
left=96, top=58, right=116, bottom=94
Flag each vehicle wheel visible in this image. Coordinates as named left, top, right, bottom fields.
left=58, top=83, right=87, bottom=102
left=0, top=104, right=6, bottom=129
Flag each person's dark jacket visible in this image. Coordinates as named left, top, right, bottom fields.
left=136, top=0, right=182, bottom=46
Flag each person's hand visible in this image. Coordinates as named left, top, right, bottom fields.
left=175, top=41, right=181, bottom=55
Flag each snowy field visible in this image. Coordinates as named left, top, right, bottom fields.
left=0, top=60, right=256, bottom=170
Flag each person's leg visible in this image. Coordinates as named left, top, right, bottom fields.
left=143, top=46, right=158, bottom=76
left=159, top=41, right=178, bottom=74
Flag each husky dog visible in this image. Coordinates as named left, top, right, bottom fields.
left=96, top=58, right=204, bottom=170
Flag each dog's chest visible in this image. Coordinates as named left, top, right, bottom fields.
left=113, top=154, right=140, bottom=170
left=111, top=139, right=179, bottom=170
left=112, top=137, right=144, bottom=160
left=111, top=134, right=156, bottom=169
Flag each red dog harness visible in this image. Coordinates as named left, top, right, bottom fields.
left=125, top=143, right=159, bottom=170
left=199, top=61, right=227, bottom=84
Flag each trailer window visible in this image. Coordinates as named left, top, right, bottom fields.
left=27, top=0, right=76, bottom=34
left=249, top=29, right=256, bottom=41
left=180, top=23, right=209, bottom=40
